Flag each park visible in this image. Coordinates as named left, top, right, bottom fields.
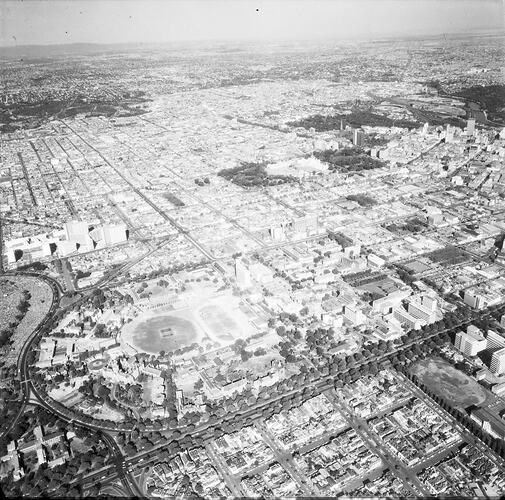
left=410, top=357, right=488, bottom=409
left=120, top=292, right=257, bottom=355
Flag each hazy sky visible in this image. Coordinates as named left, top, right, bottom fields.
left=1, top=0, right=503, bottom=47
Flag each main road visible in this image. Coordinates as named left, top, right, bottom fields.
left=8, top=258, right=503, bottom=496
left=2, top=271, right=143, bottom=497
left=1, top=272, right=62, bottom=438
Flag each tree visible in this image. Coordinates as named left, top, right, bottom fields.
left=240, top=349, right=252, bottom=362
left=124, top=441, right=137, bottom=455
left=97, top=384, right=111, bottom=401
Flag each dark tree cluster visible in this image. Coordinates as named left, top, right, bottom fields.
left=74, top=270, right=91, bottom=280
left=426, top=246, right=470, bottom=266
left=314, top=147, right=386, bottom=174
left=0, top=290, right=31, bottom=348
left=193, top=177, right=210, bottom=188
left=16, top=261, right=48, bottom=272
left=163, top=191, right=186, bottom=206
left=288, top=110, right=418, bottom=131
left=0, top=406, right=113, bottom=498
left=346, top=193, right=377, bottom=207
left=217, top=161, right=297, bottom=188
left=384, top=218, right=427, bottom=236
left=0, top=91, right=150, bottom=133
left=454, top=84, right=505, bottom=124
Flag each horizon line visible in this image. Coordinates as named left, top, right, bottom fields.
left=1, top=28, right=504, bottom=52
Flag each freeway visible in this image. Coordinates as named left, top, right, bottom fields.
left=78, top=233, right=177, bottom=293
left=1, top=272, right=62, bottom=438
left=5, top=238, right=182, bottom=437
left=1, top=270, right=142, bottom=495
left=100, top=432, right=144, bottom=498
left=7, top=247, right=503, bottom=496
left=22, top=347, right=141, bottom=495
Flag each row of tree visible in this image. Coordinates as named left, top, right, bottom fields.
left=399, top=365, right=505, bottom=459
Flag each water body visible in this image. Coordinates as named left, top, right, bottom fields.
left=130, top=315, right=198, bottom=354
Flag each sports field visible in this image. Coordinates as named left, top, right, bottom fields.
left=198, top=304, right=238, bottom=343
left=88, top=358, right=108, bottom=371
left=410, top=357, right=487, bottom=408
left=121, top=291, right=257, bottom=354
left=123, top=313, right=199, bottom=354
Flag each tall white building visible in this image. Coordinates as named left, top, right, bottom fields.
left=464, top=289, right=488, bottom=309
left=64, top=220, right=88, bottom=240
left=490, top=347, right=505, bottom=375
left=64, top=220, right=92, bottom=251
left=270, top=226, right=285, bottom=242
left=353, top=129, right=364, bottom=147
left=486, top=330, right=505, bottom=351
left=103, top=223, right=127, bottom=245
left=466, top=118, right=476, bottom=136
left=454, top=330, right=487, bottom=357
left=445, top=124, right=455, bottom=143
left=408, top=295, right=438, bottom=324
left=392, top=307, right=423, bottom=330
left=343, top=305, right=365, bottom=326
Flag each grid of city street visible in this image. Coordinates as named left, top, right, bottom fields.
left=1, top=1, right=505, bottom=498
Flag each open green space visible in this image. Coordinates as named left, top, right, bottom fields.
left=198, top=304, right=238, bottom=342
left=314, top=147, right=386, bottom=174
left=410, top=357, right=487, bottom=408
left=128, top=315, right=198, bottom=354
left=218, top=161, right=296, bottom=188
left=454, top=84, right=505, bottom=125
left=288, top=110, right=419, bottom=131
